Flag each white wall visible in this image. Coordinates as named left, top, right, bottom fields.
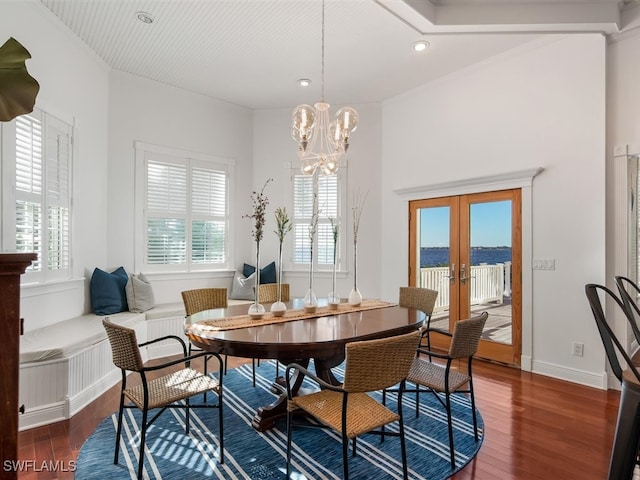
left=381, top=34, right=607, bottom=387
left=252, top=103, right=382, bottom=299
left=107, top=70, right=255, bottom=303
left=0, top=1, right=110, bottom=330
left=607, top=20, right=640, bottom=361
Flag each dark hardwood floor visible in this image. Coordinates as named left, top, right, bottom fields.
left=17, top=357, right=621, bottom=479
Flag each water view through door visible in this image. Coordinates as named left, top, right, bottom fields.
left=409, top=189, right=521, bottom=365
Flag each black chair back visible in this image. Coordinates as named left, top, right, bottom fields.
left=585, top=283, right=640, bottom=383
left=614, top=275, right=640, bottom=345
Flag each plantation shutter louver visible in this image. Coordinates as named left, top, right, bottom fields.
left=293, top=175, right=313, bottom=263
left=191, top=167, right=227, bottom=264
left=15, top=109, right=72, bottom=279
left=146, top=158, right=187, bottom=265
left=45, top=115, right=71, bottom=271
left=15, top=114, right=43, bottom=271
left=292, top=172, right=340, bottom=268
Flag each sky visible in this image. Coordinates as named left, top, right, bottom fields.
left=420, top=200, right=512, bottom=247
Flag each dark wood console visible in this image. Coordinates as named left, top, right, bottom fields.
left=0, top=253, right=36, bottom=480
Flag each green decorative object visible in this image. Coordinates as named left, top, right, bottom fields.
left=244, top=178, right=272, bottom=319
left=272, top=206, right=292, bottom=316
left=0, top=37, right=40, bottom=122
left=328, top=217, right=339, bottom=309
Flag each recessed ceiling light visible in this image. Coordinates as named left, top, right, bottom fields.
left=412, top=40, right=430, bottom=53
left=136, top=11, right=155, bottom=24
left=297, top=79, right=312, bottom=87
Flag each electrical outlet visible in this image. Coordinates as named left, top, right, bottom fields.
left=572, top=342, right=584, bottom=357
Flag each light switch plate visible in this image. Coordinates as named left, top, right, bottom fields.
left=532, top=259, right=555, bottom=270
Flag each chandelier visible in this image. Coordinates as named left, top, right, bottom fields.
left=291, top=0, right=359, bottom=176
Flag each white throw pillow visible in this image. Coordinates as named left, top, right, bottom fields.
left=229, top=270, right=256, bottom=301
left=125, top=273, right=156, bottom=312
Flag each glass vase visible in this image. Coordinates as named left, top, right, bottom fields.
left=271, top=242, right=287, bottom=317
left=248, top=247, right=265, bottom=319
left=304, top=245, right=318, bottom=313
left=348, top=241, right=362, bottom=306
left=328, top=249, right=339, bottom=310
left=304, top=287, right=318, bottom=313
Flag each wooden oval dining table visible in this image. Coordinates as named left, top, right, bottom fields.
left=185, top=298, right=425, bottom=431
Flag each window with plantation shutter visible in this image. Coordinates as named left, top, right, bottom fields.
left=135, top=143, right=233, bottom=272
left=291, top=168, right=345, bottom=271
left=11, top=108, right=73, bottom=283
left=191, top=167, right=227, bottom=264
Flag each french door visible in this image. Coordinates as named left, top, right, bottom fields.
left=409, top=189, right=521, bottom=365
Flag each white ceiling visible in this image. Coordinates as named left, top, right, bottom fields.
left=38, top=0, right=631, bottom=110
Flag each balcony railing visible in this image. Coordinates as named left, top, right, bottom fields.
left=420, top=262, right=511, bottom=312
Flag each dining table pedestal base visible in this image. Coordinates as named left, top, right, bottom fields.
left=250, top=356, right=343, bottom=432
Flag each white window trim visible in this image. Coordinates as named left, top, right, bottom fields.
left=134, top=141, right=235, bottom=273
left=285, top=162, right=347, bottom=274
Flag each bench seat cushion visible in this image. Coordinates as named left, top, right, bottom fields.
left=144, top=299, right=253, bottom=321
left=228, top=298, right=253, bottom=306
left=143, top=302, right=186, bottom=321
left=20, top=299, right=253, bottom=364
left=20, top=311, right=145, bottom=363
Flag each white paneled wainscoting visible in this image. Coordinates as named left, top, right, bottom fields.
left=18, top=304, right=188, bottom=430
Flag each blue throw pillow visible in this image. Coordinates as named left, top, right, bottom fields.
left=90, top=267, right=129, bottom=315
left=243, top=261, right=277, bottom=284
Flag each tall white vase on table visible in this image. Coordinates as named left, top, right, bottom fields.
left=348, top=240, right=362, bottom=306
left=245, top=179, right=271, bottom=319
left=304, top=183, right=319, bottom=313
left=248, top=249, right=265, bottom=319
left=349, top=189, right=367, bottom=306
left=327, top=217, right=340, bottom=310
left=271, top=207, right=292, bottom=317
left=303, top=258, right=318, bottom=313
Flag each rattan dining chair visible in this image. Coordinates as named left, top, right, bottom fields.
left=398, top=287, right=438, bottom=354
left=181, top=287, right=264, bottom=386
left=285, top=329, right=421, bottom=480
left=403, top=311, right=487, bottom=469
left=586, top=283, right=640, bottom=480
left=181, top=287, right=228, bottom=317
left=257, top=282, right=290, bottom=303
left=181, top=287, right=232, bottom=373
left=102, top=318, right=224, bottom=480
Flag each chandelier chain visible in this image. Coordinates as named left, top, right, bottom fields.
left=321, top=0, right=325, bottom=102
left=290, top=0, right=358, bottom=176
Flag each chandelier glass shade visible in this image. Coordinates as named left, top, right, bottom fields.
left=291, top=1, right=358, bottom=175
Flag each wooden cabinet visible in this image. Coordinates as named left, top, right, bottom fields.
left=0, top=253, right=35, bottom=480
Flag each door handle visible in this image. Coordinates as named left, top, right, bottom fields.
left=445, top=263, right=456, bottom=284
left=460, top=263, right=467, bottom=285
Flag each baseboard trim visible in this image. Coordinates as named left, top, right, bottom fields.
left=532, top=359, right=608, bottom=390
left=19, top=402, right=66, bottom=431
left=520, top=355, right=532, bottom=372
left=66, top=368, right=121, bottom=417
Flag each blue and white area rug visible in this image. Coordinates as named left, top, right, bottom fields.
left=76, top=361, right=483, bottom=479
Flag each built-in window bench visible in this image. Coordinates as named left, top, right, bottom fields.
left=18, top=300, right=251, bottom=431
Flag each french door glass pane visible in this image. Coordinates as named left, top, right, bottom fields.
left=469, top=200, right=512, bottom=345
left=418, top=206, right=450, bottom=331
